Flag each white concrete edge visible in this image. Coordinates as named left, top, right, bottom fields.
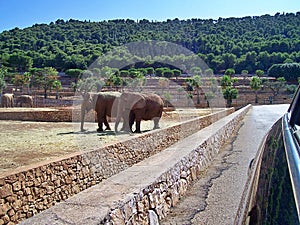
left=20, top=105, right=251, bottom=225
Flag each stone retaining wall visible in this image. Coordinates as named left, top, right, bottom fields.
left=0, top=107, right=235, bottom=225
left=0, top=109, right=72, bottom=122
left=20, top=105, right=251, bottom=225
left=0, top=108, right=94, bottom=122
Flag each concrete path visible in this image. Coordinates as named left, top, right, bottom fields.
left=160, top=104, right=289, bottom=225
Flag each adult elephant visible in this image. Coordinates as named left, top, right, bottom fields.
left=1, top=93, right=14, bottom=107
left=115, top=92, right=164, bottom=133
left=16, top=95, right=33, bottom=107
left=80, top=91, right=121, bottom=132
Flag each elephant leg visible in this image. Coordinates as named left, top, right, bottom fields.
left=129, top=111, right=135, bottom=132
left=97, top=122, right=103, bottom=132
left=134, top=120, right=142, bottom=133
left=96, top=112, right=104, bottom=132
left=153, top=117, right=160, bottom=129
left=122, top=110, right=132, bottom=132
left=104, top=117, right=111, bottom=130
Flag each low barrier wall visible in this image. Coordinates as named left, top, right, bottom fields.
left=0, top=108, right=96, bottom=122
left=0, top=108, right=72, bottom=122
left=0, top=107, right=235, bottom=224
left=20, top=105, right=251, bottom=225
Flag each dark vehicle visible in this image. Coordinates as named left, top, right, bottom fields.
left=236, top=85, right=300, bottom=225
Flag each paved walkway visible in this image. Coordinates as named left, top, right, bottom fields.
left=161, top=104, right=289, bottom=225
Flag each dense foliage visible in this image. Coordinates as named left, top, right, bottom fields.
left=268, top=63, right=300, bottom=81
left=1, top=12, right=300, bottom=74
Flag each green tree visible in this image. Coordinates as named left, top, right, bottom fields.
left=190, top=66, right=202, bottom=76
left=223, top=87, right=238, bottom=107
left=187, top=75, right=202, bottom=104
left=205, top=68, right=214, bottom=76
left=268, top=63, right=300, bottom=82
left=163, top=92, right=172, bottom=108
left=41, top=67, right=58, bottom=98
left=52, top=80, right=62, bottom=99
left=23, top=72, right=32, bottom=94
left=12, top=74, right=25, bottom=92
left=29, top=68, right=44, bottom=90
left=286, top=84, right=298, bottom=95
left=146, top=67, right=155, bottom=76
left=224, top=68, right=235, bottom=77
left=172, top=69, right=181, bottom=78
left=76, top=75, right=105, bottom=93
left=162, top=69, right=174, bottom=78
left=0, top=68, right=7, bottom=94
left=220, top=74, right=238, bottom=107
left=255, top=69, right=264, bottom=77
left=222, top=53, right=237, bottom=69
left=220, top=75, right=232, bottom=89
left=7, top=53, right=33, bottom=72
left=106, top=74, right=124, bottom=90
left=65, top=69, right=83, bottom=84
left=120, top=70, right=129, bottom=77
left=241, top=69, right=248, bottom=85
left=265, top=77, right=286, bottom=99
left=155, top=68, right=166, bottom=77
left=250, top=76, right=262, bottom=103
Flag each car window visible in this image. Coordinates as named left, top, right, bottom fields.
left=289, top=86, right=300, bottom=126
left=294, top=124, right=300, bottom=144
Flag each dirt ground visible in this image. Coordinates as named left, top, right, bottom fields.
left=0, top=108, right=215, bottom=175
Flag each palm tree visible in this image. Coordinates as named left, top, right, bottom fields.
left=187, top=75, right=202, bottom=104
left=220, top=75, right=232, bottom=89
left=221, top=75, right=238, bottom=107
left=250, top=76, right=261, bottom=103
left=223, top=87, right=238, bottom=107
left=52, top=80, right=62, bottom=99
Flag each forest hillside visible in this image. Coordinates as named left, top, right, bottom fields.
left=1, top=12, right=300, bottom=73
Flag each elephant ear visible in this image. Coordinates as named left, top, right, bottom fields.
left=132, top=94, right=146, bottom=109
left=82, top=92, right=95, bottom=112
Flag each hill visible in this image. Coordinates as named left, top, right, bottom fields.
left=1, top=12, right=300, bottom=73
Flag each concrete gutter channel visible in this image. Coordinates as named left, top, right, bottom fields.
left=20, top=105, right=251, bottom=225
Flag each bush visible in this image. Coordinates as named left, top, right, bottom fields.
left=268, top=63, right=300, bottom=82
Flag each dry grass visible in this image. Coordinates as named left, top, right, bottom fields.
left=0, top=108, right=215, bottom=175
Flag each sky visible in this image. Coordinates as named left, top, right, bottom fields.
left=0, top=0, right=300, bottom=32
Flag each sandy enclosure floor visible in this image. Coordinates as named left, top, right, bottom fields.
left=0, top=108, right=217, bottom=174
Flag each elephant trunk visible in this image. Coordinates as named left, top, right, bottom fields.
left=114, top=115, right=121, bottom=133
left=115, top=99, right=124, bottom=133
left=80, top=106, right=86, bottom=132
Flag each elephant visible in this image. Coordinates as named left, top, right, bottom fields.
left=16, top=95, right=33, bottom=107
left=115, top=92, right=164, bottom=133
left=1, top=93, right=14, bottom=107
left=80, top=91, right=121, bottom=132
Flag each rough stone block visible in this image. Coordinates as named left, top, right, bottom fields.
left=0, top=184, right=12, bottom=198
left=0, top=203, right=11, bottom=217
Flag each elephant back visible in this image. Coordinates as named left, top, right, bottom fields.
left=142, top=93, right=164, bottom=119
left=1, top=93, right=14, bottom=107
left=17, top=95, right=33, bottom=107
left=124, top=92, right=145, bottom=109
left=95, top=91, right=121, bottom=117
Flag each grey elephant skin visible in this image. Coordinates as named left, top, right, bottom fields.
left=81, top=92, right=121, bottom=132
left=1, top=93, right=14, bottom=107
left=115, top=92, right=164, bottom=133
left=16, top=95, right=33, bottom=107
